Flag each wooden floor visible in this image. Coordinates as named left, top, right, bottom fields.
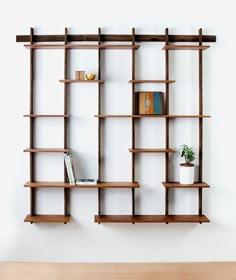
left=0, top=262, right=236, bottom=280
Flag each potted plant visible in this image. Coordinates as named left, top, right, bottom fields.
left=179, top=144, right=196, bottom=184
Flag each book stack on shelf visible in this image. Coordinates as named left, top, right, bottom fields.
left=64, top=153, right=97, bottom=185
left=76, top=179, right=97, bottom=185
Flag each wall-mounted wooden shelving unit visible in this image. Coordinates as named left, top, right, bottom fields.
left=17, top=27, right=216, bottom=224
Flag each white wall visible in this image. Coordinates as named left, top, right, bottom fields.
left=0, top=0, right=235, bottom=262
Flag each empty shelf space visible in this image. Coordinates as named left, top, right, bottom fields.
left=162, top=182, right=210, bottom=188
left=129, top=148, right=175, bottom=153
left=24, top=214, right=70, bottom=223
left=129, top=80, right=175, bottom=83
left=95, top=215, right=210, bottom=223
left=24, top=181, right=140, bottom=188
left=24, top=148, right=70, bottom=153
left=59, top=79, right=104, bottom=83
left=24, top=44, right=140, bottom=50
left=95, top=115, right=211, bottom=118
left=162, top=45, right=210, bottom=50
left=23, top=114, right=70, bottom=118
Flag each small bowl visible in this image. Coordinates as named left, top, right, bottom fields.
left=86, top=74, right=96, bottom=80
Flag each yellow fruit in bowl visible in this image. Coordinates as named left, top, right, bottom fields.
left=86, top=74, right=96, bottom=80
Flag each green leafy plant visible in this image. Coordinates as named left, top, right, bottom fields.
left=180, top=144, right=196, bottom=165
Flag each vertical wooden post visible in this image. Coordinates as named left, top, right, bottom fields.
left=64, top=27, right=70, bottom=218
left=198, top=28, right=203, bottom=216
left=165, top=28, right=170, bottom=217
left=29, top=27, right=36, bottom=218
left=131, top=28, right=136, bottom=218
left=98, top=27, right=102, bottom=218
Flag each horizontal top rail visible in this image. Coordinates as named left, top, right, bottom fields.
left=24, top=44, right=140, bottom=50
left=16, top=34, right=216, bottom=43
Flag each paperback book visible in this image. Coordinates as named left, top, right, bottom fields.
left=64, top=153, right=76, bottom=185
left=76, top=179, right=97, bottom=185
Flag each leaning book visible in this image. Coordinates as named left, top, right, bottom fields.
left=64, top=153, right=76, bottom=185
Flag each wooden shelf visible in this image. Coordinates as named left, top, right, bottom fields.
left=17, top=34, right=216, bottom=43
left=24, top=114, right=70, bottom=118
left=19, top=28, right=213, bottom=224
left=59, top=79, right=104, bottom=83
left=24, top=148, right=70, bottom=153
left=94, top=215, right=210, bottom=223
left=24, top=214, right=70, bottom=223
left=129, top=80, right=175, bottom=83
left=129, top=148, right=175, bottom=153
left=95, top=114, right=210, bottom=118
left=162, top=45, right=210, bottom=50
left=24, top=181, right=140, bottom=189
left=24, top=44, right=140, bottom=50
left=162, top=182, right=210, bottom=188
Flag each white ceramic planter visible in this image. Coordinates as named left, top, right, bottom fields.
left=179, top=164, right=194, bottom=184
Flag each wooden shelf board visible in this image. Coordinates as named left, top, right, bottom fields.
left=24, top=44, right=140, bottom=50
left=24, top=181, right=140, bottom=189
left=59, top=79, right=104, bottom=83
left=129, top=148, right=175, bottom=153
left=95, top=215, right=210, bottom=223
left=24, top=181, right=72, bottom=188
left=24, top=114, right=70, bottom=118
left=129, top=80, right=175, bottom=83
left=95, top=115, right=210, bottom=118
left=24, top=148, right=70, bottom=153
left=17, top=34, right=216, bottom=43
left=162, top=45, right=210, bottom=50
left=162, top=182, right=210, bottom=188
left=24, top=214, right=70, bottom=223
left=95, top=182, right=140, bottom=188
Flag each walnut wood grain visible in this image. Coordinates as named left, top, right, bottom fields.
left=128, top=148, right=175, bottom=153
left=24, top=44, right=140, bottom=50
left=59, top=79, right=104, bottom=83
left=129, top=80, right=175, bottom=83
left=24, top=114, right=70, bottom=117
left=24, top=148, right=70, bottom=153
left=95, top=115, right=211, bottom=118
left=162, top=182, right=210, bottom=188
left=24, top=214, right=70, bottom=223
left=162, top=45, right=210, bottom=50
left=95, top=215, right=210, bottom=223
left=24, top=181, right=140, bottom=188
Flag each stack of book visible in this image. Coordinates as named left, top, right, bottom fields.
left=64, top=153, right=97, bottom=185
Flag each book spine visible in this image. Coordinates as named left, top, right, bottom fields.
left=64, top=155, right=73, bottom=185
left=64, top=154, right=75, bottom=185
left=68, top=153, right=76, bottom=184
left=153, top=92, right=163, bottom=114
